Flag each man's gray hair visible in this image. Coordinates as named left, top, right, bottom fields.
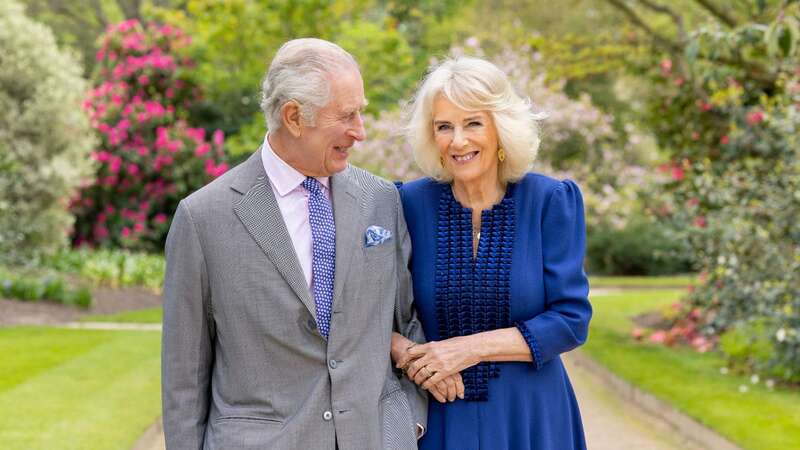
left=260, top=38, right=359, bottom=131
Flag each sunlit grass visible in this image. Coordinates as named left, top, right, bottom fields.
left=0, top=327, right=161, bottom=449
left=589, top=275, right=695, bottom=288
left=585, top=290, right=800, bottom=450
left=81, top=306, right=163, bottom=324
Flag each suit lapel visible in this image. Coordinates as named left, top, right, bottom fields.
left=331, top=169, right=362, bottom=312
left=232, top=148, right=317, bottom=321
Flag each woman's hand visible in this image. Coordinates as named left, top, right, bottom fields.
left=427, top=372, right=465, bottom=402
left=405, top=336, right=481, bottom=390
left=392, top=332, right=465, bottom=402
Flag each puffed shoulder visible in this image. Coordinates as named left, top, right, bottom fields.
left=542, top=179, right=584, bottom=226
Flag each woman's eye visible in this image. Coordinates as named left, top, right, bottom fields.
left=436, top=124, right=452, bottom=132
left=468, top=121, right=482, bottom=127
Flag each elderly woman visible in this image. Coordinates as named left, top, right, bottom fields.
left=391, top=56, right=592, bottom=450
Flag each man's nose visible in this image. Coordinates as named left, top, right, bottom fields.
left=349, top=113, right=366, bottom=142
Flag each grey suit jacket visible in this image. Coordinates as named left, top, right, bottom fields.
left=161, top=149, right=427, bottom=450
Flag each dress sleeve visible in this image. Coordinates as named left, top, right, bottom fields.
left=514, top=180, right=592, bottom=370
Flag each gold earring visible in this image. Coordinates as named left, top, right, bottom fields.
left=439, top=156, right=444, bottom=167
left=498, top=148, right=506, bottom=162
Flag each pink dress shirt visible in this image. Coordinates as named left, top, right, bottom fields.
left=261, top=135, right=331, bottom=289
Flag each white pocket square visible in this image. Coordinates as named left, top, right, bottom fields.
left=365, top=225, right=392, bottom=247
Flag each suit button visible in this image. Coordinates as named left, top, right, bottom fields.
left=329, top=359, right=338, bottom=369
left=323, top=410, right=333, bottom=421
left=307, top=319, right=316, bottom=330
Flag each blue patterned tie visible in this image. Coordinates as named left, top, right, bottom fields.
left=303, top=177, right=335, bottom=339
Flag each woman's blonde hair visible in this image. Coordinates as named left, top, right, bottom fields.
left=406, top=56, right=541, bottom=183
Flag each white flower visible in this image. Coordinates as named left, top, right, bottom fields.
left=766, top=379, right=775, bottom=389
left=776, top=328, right=787, bottom=342
left=750, top=374, right=760, bottom=384
left=720, top=367, right=729, bottom=375
left=738, top=385, right=749, bottom=393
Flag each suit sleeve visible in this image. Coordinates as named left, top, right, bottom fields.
left=162, top=201, right=214, bottom=449
left=514, top=180, right=592, bottom=370
left=392, top=187, right=429, bottom=432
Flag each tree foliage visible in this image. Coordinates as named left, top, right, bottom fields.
left=0, top=1, right=96, bottom=265
left=609, top=0, right=800, bottom=380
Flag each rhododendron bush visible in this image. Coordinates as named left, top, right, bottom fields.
left=72, top=19, right=228, bottom=251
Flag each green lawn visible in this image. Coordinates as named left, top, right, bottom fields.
left=82, top=306, right=163, bottom=324
left=585, top=290, right=800, bottom=450
left=0, top=327, right=161, bottom=449
left=589, top=275, right=695, bottom=288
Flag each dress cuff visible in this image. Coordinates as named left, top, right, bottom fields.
left=416, top=423, right=426, bottom=439
left=515, top=321, right=543, bottom=370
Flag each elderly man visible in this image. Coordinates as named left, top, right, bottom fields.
left=161, top=38, right=426, bottom=449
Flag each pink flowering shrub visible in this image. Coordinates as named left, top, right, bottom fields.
left=71, top=19, right=228, bottom=251
left=638, top=14, right=800, bottom=381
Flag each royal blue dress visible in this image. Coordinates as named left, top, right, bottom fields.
left=398, top=174, right=591, bottom=450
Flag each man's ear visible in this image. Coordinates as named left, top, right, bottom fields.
left=281, top=100, right=303, bottom=138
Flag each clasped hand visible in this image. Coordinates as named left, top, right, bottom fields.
left=391, top=333, right=480, bottom=403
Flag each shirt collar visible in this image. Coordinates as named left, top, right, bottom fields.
left=261, top=134, right=330, bottom=198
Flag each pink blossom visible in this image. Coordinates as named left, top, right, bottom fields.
left=691, top=336, right=711, bottom=352
left=694, top=216, right=707, bottom=228
left=213, top=129, right=225, bottom=147
left=660, top=59, right=672, bottom=73
left=94, top=224, right=109, bottom=239
left=134, top=222, right=145, bottom=233
left=137, top=146, right=149, bottom=156
left=108, top=51, right=118, bottom=61
left=194, top=143, right=211, bottom=156
left=165, top=88, right=175, bottom=99
left=93, top=151, right=111, bottom=162
left=154, top=213, right=168, bottom=224
left=746, top=110, right=764, bottom=125
left=127, top=163, right=140, bottom=176
left=138, top=74, right=150, bottom=85
left=690, top=131, right=700, bottom=140
left=109, top=156, right=122, bottom=174
left=720, top=135, right=730, bottom=145
left=673, top=77, right=685, bottom=86
left=121, top=227, right=131, bottom=238
left=700, top=102, right=713, bottom=112
left=166, top=140, right=182, bottom=153
left=671, top=167, right=684, bottom=181
left=649, top=331, right=667, bottom=344
left=686, top=198, right=700, bottom=207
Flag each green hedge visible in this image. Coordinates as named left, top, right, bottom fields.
left=586, top=218, right=693, bottom=276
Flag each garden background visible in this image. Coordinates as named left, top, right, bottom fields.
left=1, top=0, right=798, bottom=449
